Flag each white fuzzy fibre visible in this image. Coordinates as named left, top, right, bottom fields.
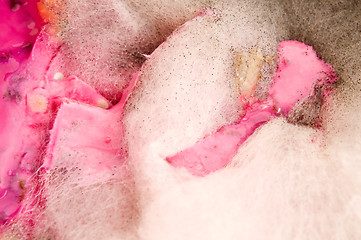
left=2, top=0, right=360, bottom=239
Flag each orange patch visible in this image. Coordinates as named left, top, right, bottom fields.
left=37, top=0, right=65, bottom=34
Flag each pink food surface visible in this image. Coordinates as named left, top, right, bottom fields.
left=269, top=40, right=337, bottom=115
left=167, top=101, right=276, bottom=176
left=0, top=30, right=110, bottom=223
left=0, top=7, right=338, bottom=226
left=0, top=0, right=43, bottom=81
left=167, top=41, right=338, bottom=176
left=43, top=71, right=139, bottom=179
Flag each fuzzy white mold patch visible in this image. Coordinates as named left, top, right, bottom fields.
left=58, top=0, right=206, bottom=102
left=1, top=0, right=360, bottom=239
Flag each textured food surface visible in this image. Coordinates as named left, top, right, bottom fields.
left=166, top=40, right=337, bottom=176
left=0, top=0, right=360, bottom=239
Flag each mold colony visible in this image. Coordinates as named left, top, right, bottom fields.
left=0, top=0, right=360, bottom=239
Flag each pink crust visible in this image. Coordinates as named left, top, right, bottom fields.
left=167, top=40, right=338, bottom=176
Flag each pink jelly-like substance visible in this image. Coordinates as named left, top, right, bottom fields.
left=269, top=41, right=337, bottom=116
left=0, top=16, right=338, bottom=226
left=42, top=72, right=139, bottom=177
left=0, top=0, right=43, bottom=81
left=0, top=1, right=137, bottom=224
left=0, top=0, right=42, bottom=53
left=167, top=101, right=276, bottom=175
left=167, top=40, right=338, bottom=176
left=0, top=30, right=111, bottom=223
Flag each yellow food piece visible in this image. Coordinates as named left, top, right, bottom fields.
left=97, top=99, right=110, bottom=109
left=234, top=47, right=263, bottom=97
left=27, top=94, right=48, bottom=113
